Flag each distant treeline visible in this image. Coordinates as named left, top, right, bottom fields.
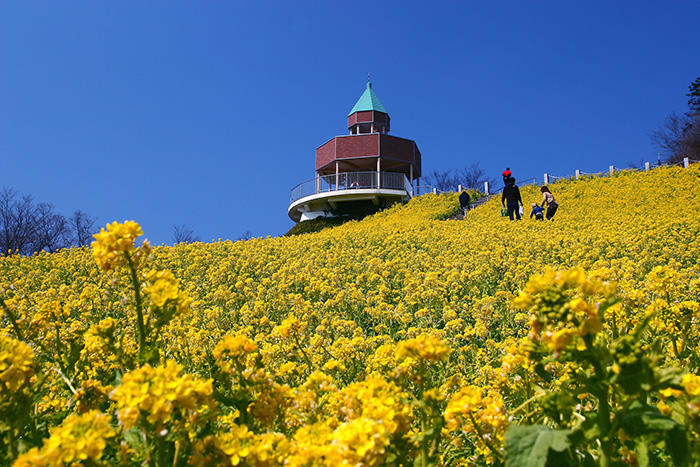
left=0, top=187, right=97, bottom=255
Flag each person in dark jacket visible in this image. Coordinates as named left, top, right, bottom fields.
left=459, top=190, right=471, bottom=215
left=501, top=178, right=523, bottom=220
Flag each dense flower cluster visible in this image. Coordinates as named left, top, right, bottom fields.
left=111, top=360, right=215, bottom=431
left=13, top=411, right=115, bottom=467
left=0, top=335, right=34, bottom=392
left=444, top=385, right=508, bottom=464
left=91, top=219, right=151, bottom=271
left=2, top=165, right=700, bottom=465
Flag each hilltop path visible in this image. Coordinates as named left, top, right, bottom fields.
left=449, top=193, right=494, bottom=220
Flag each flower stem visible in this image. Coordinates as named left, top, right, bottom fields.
left=583, top=333, right=612, bottom=466
left=125, top=253, right=147, bottom=362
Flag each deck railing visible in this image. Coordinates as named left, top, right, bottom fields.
left=290, top=171, right=412, bottom=204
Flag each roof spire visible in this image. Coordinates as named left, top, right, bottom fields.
left=348, top=78, right=387, bottom=116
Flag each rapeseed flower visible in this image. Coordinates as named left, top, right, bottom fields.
left=0, top=335, right=34, bottom=392
left=4, top=165, right=700, bottom=465
left=110, top=360, right=215, bottom=432
left=91, top=220, right=151, bottom=271
left=12, top=410, right=114, bottom=466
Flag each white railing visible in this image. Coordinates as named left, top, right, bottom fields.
left=290, top=171, right=411, bottom=204
left=306, top=158, right=700, bottom=203
left=486, top=177, right=539, bottom=194
left=482, top=157, right=699, bottom=195
left=542, top=157, right=699, bottom=185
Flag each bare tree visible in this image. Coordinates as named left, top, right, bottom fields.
left=459, top=162, right=496, bottom=189
left=424, top=163, right=496, bottom=192
left=237, top=230, right=252, bottom=241
left=651, top=77, right=700, bottom=165
left=173, top=224, right=200, bottom=244
left=650, top=112, right=700, bottom=164
left=423, top=169, right=461, bottom=192
left=626, top=159, right=645, bottom=169
left=0, top=187, right=96, bottom=255
left=0, top=188, right=40, bottom=255
left=69, top=210, right=97, bottom=247
left=33, top=202, right=69, bottom=253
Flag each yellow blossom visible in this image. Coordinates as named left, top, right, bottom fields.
left=12, top=410, right=114, bottom=466
left=91, top=220, right=150, bottom=271
left=0, top=335, right=34, bottom=392
left=396, top=333, right=451, bottom=362
left=682, top=373, right=700, bottom=397
left=110, top=360, right=216, bottom=431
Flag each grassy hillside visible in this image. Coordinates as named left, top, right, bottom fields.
left=2, top=165, right=700, bottom=466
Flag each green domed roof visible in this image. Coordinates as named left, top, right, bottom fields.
left=348, top=81, right=387, bottom=116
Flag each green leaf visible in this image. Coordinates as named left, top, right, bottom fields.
left=620, top=404, right=681, bottom=437
left=666, top=425, right=689, bottom=467
left=569, top=414, right=600, bottom=445
left=534, top=363, right=553, bottom=383
left=505, top=424, right=571, bottom=467
left=580, top=452, right=598, bottom=467
left=654, top=366, right=682, bottom=387
left=634, top=437, right=649, bottom=467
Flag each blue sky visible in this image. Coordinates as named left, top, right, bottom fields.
left=2, top=1, right=699, bottom=245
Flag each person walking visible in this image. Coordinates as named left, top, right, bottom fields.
left=540, top=186, right=558, bottom=220
left=459, top=190, right=471, bottom=215
left=501, top=177, right=523, bottom=220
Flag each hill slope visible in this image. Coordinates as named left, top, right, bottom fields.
left=2, top=165, right=700, bottom=465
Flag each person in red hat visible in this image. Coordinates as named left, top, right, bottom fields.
left=502, top=167, right=512, bottom=184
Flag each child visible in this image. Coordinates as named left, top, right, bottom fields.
left=530, top=203, right=544, bottom=220
left=502, top=167, right=512, bottom=184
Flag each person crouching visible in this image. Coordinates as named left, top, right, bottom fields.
left=530, top=203, right=544, bottom=220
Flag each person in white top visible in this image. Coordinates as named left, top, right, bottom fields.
left=540, top=186, right=558, bottom=220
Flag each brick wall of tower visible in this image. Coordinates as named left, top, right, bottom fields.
left=315, top=140, right=336, bottom=170
left=379, top=135, right=415, bottom=163
left=355, top=111, right=374, bottom=122
left=414, top=147, right=422, bottom=177
left=335, top=134, right=380, bottom=159
left=316, top=133, right=422, bottom=176
left=348, top=111, right=390, bottom=129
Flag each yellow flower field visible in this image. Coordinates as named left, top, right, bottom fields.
left=2, top=165, right=700, bottom=466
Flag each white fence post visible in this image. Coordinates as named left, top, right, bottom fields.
left=484, top=181, right=490, bottom=195
left=609, top=165, right=615, bottom=175
left=645, top=162, right=651, bottom=171
left=432, top=187, right=437, bottom=194
left=575, top=169, right=581, bottom=179
left=458, top=184, right=464, bottom=192
left=544, top=173, right=549, bottom=185
left=684, top=157, right=690, bottom=168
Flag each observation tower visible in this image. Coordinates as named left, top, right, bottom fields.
left=288, top=80, right=422, bottom=222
